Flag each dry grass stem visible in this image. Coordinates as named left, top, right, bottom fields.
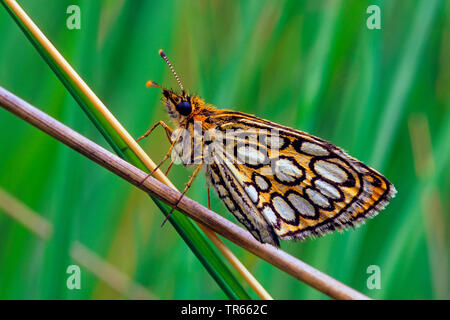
left=0, top=187, right=53, bottom=239
left=70, top=241, right=157, bottom=300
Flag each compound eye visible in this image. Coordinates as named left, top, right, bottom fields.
left=176, top=100, right=192, bottom=116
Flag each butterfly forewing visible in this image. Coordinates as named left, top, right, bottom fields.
left=205, top=111, right=396, bottom=244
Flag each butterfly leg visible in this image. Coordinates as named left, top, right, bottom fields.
left=164, top=158, right=175, bottom=176
left=206, top=184, right=211, bottom=210
left=161, top=164, right=203, bottom=227
left=137, top=140, right=177, bottom=186
left=136, top=120, right=173, bottom=143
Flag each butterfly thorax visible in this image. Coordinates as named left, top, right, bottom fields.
left=160, top=89, right=222, bottom=166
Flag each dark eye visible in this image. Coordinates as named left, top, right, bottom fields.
left=176, top=100, right=192, bottom=116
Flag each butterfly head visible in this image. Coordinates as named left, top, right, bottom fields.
left=146, top=80, right=193, bottom=120
left=147, top=50, right=197, bottom=121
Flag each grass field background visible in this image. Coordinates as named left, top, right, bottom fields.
left=0, top=0, right=448, bottom=299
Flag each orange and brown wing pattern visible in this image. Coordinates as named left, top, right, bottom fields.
left=205, top=110, right=396, bottom=243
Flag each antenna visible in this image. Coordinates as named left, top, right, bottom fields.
left=159, top=49, right=185, bottom=94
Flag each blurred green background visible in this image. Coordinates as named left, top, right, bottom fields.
left=0, top=0, right=448, bottom=299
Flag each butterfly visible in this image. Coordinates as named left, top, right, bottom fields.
left=137, top=50, right=397, bottom=247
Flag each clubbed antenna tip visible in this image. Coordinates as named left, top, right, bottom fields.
left=158, top=49, right=185, bottom=94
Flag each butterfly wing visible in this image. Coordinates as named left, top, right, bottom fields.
left=206, top=159, right=280, bottom=246
left=206, top=111, right=396, bottom=243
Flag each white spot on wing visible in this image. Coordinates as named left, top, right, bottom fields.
left=237, top=146, right=266, bottom=165
left=272, top=196, right=296, bottom=222
left=264, top=135, right=285, bottom=149
left=314, top=160, right=348, bottom=183
left=262, top=206, right=278, bottom=225
left=315, top=179, right=340, bottom=199
left=254, top=175, right=269, bottom=191
left=273, top=158, right=303, bottom=183
left=306, top=188, right=330, bottom=208
left=245, top=184, right=259, bottom=203
left=301, top=142, right=329, bottom=156
left=287, top=193, right=316, bottom=217
left=363, top=181, right=373, bottom=194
